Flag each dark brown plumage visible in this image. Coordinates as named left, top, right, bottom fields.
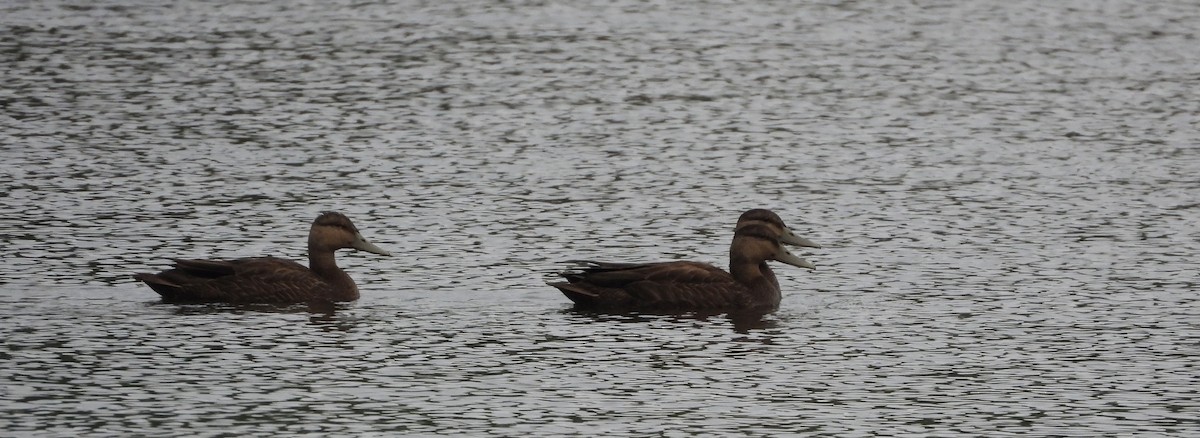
left=548, top=209, right=821, bottom=312
left=134, top=212, right=390, bottom=304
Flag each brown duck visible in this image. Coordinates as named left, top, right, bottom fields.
left=548, top=209, right=821, bottom=312
left=134, top=212, right=391, bottom=304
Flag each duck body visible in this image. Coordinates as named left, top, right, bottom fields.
left=135, top=257, right=354, bottom=303
left=551, top=260, right=782, bottom=312
left=134, top=212, right=390, bottom=304
left=548, top=209, right=821, bottom=312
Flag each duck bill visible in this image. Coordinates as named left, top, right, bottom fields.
left=776, top=247, right=816, bottom=270
left=351, top=234, right=392, bottom=256
left=780, top=228, right=821, bottom=248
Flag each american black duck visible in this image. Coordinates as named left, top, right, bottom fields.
left=134, top=212, right=390, bottom=303
left=548, top=209, right=821, bottom=312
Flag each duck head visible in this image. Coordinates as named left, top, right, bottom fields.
left=308, top=212, right=392, bottom=256
left=730, top=222, right=816, bottom=270
left=735, top=208, right=821, bottom=250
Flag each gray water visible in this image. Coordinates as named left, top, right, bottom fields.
left=2, top=0, right=1198, bottom=436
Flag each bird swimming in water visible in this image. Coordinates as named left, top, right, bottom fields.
left=134, top=212, right=390, bottom=304
left=547, top=209, right=821, bottom=312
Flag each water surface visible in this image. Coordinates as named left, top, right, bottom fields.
left=2, top=0, right=1198, bottom=435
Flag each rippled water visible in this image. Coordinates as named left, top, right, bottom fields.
left=3, top=0, right=1198, bottom=435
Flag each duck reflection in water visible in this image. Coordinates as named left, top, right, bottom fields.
left=548, top=209, right=821, bottom=314
left=134, top=212, right=390, bottom=304
left=563, top=307, right=788, bottom=335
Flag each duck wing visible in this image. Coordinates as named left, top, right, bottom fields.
left=550, top=260, right=745, bottom=310
left=135, top=257, right=326, bottom=303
